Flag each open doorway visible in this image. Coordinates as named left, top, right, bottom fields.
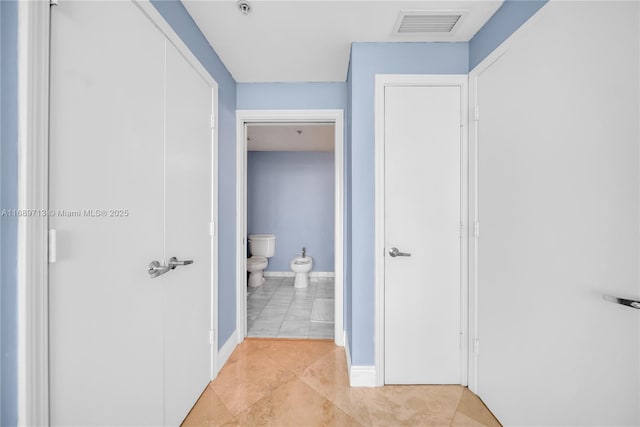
left=236, top=110, right=344, bottom=346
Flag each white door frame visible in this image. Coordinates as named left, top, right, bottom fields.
left=374, top=74, right=469, bottom=386
left=235, top=109, right=345, bottom=347
left=19, top=1, right=220, bottom=424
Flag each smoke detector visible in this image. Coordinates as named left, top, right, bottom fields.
left=237, top=0, right=251, bottom=15
left=393, top=11, right=466, bottom=35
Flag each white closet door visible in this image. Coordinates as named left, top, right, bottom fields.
left=384, top=85, right=462, bottom=384
left=163, top=40, right=215, bottom=425
left=49, top=1, right=165, bottom=425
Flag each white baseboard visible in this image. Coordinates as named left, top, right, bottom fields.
left=344, top=331, right=377, bottom=387
left=263, top=271, right=294, bottom=277
left=217, top=330, right=238, bottom=374
left=263, top=271, right=335, bottom=279
left=350, top=366, right=377, bottom=387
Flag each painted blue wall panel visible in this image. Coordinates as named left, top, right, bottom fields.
left=247, top=151, right=334, bottom=272
left=469, top=0, right=548, bottom=70
left=0, top=1, right=18, bottom=425
left=150, top=0, right=238, bottom=349
left=237, top=82, right=347, bottom=110
left=348, top=42, right=468, bottom=365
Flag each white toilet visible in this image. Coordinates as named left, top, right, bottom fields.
left=247, top=234, right=276, bottom=287
left=290, top=249, right=313, bottom=289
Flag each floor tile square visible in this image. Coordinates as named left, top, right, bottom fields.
left=311, top=298, right=334, bottom=322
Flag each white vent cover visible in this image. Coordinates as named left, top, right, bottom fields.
left=393, top=11, right=465, bottom=35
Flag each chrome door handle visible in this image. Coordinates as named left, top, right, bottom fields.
left=389, top=247, right=411, bottom=257
left=148, top=260, right=170, bottom=278
left=603, top=295, right=640, bottom=309
left=168, top=256, right=194, bottom=270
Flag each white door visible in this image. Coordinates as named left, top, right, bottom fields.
left=163, top=40, right=215, bottom=425
left=49, top=2, right=214, bottom=425
left=473, top=2, right=640, bottom=424
left=384, top=84, right=463, bottom=384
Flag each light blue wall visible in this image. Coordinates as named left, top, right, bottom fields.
left=0, top=1, right=18, bottom=425
left=150, top=0, right=238, bottom=349
left=348, top=42, right=469, bottom=365
left=237, top=82, right=347, bottom=110
left=469, top=0, right=548, bottom=70
left=248, top=151, right=334, bottom=271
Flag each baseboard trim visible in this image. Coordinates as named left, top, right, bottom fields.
left=350, top=366, right=377, bottom=387
left=217, top=330, right=237, bottom=374
left=344, top=331, right=377, bottom=387
left=263, top=271, right=335, bottom=278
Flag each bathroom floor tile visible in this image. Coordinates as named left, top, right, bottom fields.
left=315, top=289, right=335, bottom=299
left=247, top=320, right=281, bottom=337
left=247, top=277, right=335, bottom=339
left=278, top=320, right=311, bottom=338
left=284, top=305, right=312, bottom=321
left=310, top=298, right=334, bottom=322
left=309, top=321, right=334, bottom=339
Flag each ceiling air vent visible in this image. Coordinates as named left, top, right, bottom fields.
left=393, top=11, right=465, bottom=35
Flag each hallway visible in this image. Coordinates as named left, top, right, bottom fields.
left=182, top=339, right=501, bottom=426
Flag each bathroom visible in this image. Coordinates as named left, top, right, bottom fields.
left=245, top=123, right=335, bottom=339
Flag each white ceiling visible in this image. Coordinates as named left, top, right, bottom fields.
left=247, top=123, right=335, bottom=151
left=182, top=1, right=503, bottom=82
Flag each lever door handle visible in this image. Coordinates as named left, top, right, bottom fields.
left=603, top=295, right=640, bottom=309
left=389, top=247, right=411, bottom=257
left=168, top=256, right=194, bottom=270
left=148, top=261, right=170, bottom=278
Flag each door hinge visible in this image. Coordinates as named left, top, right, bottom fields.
left=209, top=222, right=216, bottom=236
left=49, top=229, right=57, bottom=263
left=474, top=221, right=480, bottom=238
left=50, top=0, right=59, bottom=6
left=473, top=338, right=480, bottom=355
left=474, top=105, right=479, bottom=122
left=209, top=330, right=215, bottom=345
left=210, top=114, right=216, bottom=129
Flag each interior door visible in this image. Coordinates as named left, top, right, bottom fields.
left=50, top=2, right=214, bottom=425
left=163, top=40, right=215, bottom=425
left=49, top=2, right=165, bottom=424
left=384, top=84, right=462, bottom=384
left=474, top=1, right=640, bottom=424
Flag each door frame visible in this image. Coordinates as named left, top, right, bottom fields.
left=18, top=1, right=220, bottom=423
left=373, top=74, right=469, bottom=386
left=235, top=109, right=345, bottom=347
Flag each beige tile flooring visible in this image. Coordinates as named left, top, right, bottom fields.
left=182, top=339, right=502, bottom=427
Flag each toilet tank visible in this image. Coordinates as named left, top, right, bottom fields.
left=248, top=234, right=276, bottom=257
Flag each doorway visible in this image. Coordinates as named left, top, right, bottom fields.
left=236, top=110, right=344, bottom=346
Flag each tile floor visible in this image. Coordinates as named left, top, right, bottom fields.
left=247, top=277, right=334, bottom=339
left=182, top=339, right=502, bottom=426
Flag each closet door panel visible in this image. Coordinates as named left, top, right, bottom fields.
left=163, top=40, right=215, bottom=425
left=49, top=1, right=165, bottom=425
